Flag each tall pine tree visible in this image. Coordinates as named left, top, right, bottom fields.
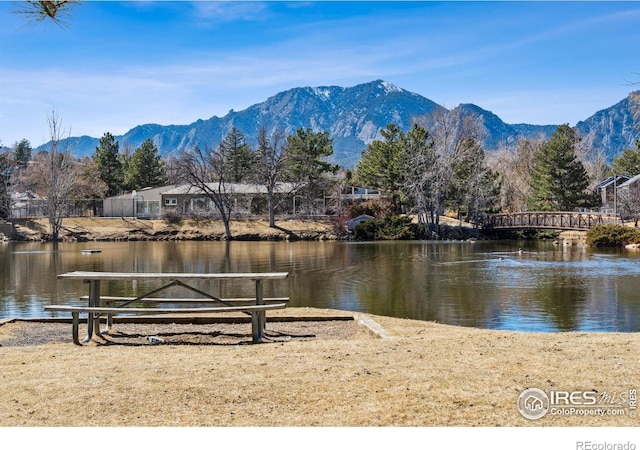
left=220, top=127, right=255, bottom=182
left=352, top=123, right=406, bottom=211
left=94, top=132, right=123, bottom=197
left=124, top=139, right=167, bottom=190
left=284, top=128, right=337, bottom=214
left=527, top=124, right=593, bottom=211
left=13, top=139, right=32, bottom=167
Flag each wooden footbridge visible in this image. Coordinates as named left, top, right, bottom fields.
left=483, top=211, right=623, bottom=231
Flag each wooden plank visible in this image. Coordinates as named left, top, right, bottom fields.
left=44, top=303, right=287, bottom=314
left=57, top=271, right=289, bottom=281
left=80, top=296, right=290, bottom=304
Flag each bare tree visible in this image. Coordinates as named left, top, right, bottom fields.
left=488, top=138, right=540, bottom=212
left=27, top=110, right=79, bottom=241
left=174, top=143, right=235, bottom=240
left=400, top=124, right=439, bottom=236
left=412, top=109, right=485, bottom=236
left=0, top=148, right=12, bottom=220
left=255, top=127, right=287, bottom=228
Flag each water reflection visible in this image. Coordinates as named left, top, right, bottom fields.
left=1, top=240, right=639, bottom=332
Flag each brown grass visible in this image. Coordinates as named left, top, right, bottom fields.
left=0, top=308, right=638, bottom=427
left=7, top=217, right=336, bottom=241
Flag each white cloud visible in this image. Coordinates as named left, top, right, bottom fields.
left=190, top=1, right=270, bottom=24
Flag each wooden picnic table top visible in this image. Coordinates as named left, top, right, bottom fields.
left=57, top=271, right=289, bottom=281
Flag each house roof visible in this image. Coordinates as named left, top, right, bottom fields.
left=104, top=185, right=177, bottom=200
left=594, top=175, right=630, bottom=190
left=618, top=174, right=640, bottom=189
left=162, top=182, right=299, bottom=196
left=346, top=214, right=375, bottom=231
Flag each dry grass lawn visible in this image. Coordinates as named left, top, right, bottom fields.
left=0, top=308, right=638, bottom=427
left=7, top=217, right=337, bottom=241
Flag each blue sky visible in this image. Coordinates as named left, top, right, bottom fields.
left=1, top=1, right=640, bottom=148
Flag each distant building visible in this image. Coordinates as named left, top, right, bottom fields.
left=160, top=182, right=299, bottom=216
left=102, top=183, right=384, bottom=219
left=103, top=186, right=175, bottom=218
left=347, top=214, right=375, bottom=231
left=594, top=175, right=630, bottom=214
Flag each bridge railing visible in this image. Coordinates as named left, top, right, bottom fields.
left=484, top=211, right=623, bottom=231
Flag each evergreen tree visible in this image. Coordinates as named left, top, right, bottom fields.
left=94, top=132, right=123, bottom=197
left=352, top=123, right=406, bottom=211
left=13, top=139, right=32, bottom=167
left=527, top=124, right=594, bottom=211
left=124, top=139, right=167, bottom=190
left=220, top=127, right=255, bottom=182
left=448, top=138, right=499, bottom=219
left=612, top=140, right=640, bottom=176
left=284, top=128, right=338, bottom=214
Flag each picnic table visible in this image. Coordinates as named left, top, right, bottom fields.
left=45, top=271, right=289, bottom=345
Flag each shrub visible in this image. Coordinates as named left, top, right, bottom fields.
left=161, top=210, right=183, bottom=225
left=586, top=224, right=640, bottom=247
left=352, top=215, right=419, bottom=241
left=331, top=215, right=350, bottom=236
left=348, top=198, right=395, bottom=219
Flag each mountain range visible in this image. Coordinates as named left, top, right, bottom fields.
left=36, top=80, right=640, bottom=169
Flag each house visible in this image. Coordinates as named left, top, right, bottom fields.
left=617, top=174, right=640, bottom=196
left=102, top=182, right=384, bottom=219
left=160, top=182, right=299, bottom=216
left=616, top=174, right=640, bottom=218
left=103, top=185, right=175, bottom=218
left=339, top=186, right=382, bottom=202
left=347, top=214, right=375, bottom=231
left=594, top=175, right=630, bottom=214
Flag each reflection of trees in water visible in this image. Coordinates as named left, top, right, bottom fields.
left=351, top=242, right=495, bottom=327
left=2, top=241, right=640, bottom=331
left=534, top=275, right=587, bottom=331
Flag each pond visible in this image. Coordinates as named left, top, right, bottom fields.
left=1, top=240, right=639, bottom=332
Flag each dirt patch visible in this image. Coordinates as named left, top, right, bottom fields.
left=0, top=317, right=366, bottom=347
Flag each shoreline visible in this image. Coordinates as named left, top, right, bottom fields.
left=1, top=217, right=342, bottom=242
left=0, top=216, right=489, bottom=243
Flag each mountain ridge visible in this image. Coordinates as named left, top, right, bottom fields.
left=35, top=80, right=640, bottom=168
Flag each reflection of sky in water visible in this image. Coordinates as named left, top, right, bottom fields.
left=470, top=251, right=640, bottom=332
left=479, top=253, right=640, bottom=285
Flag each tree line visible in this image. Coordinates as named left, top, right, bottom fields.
left=0, top=111, right=339, bottom=240
left=350, top=115, right=602, bottom=238
left=2, top=109, right=639, bottom=241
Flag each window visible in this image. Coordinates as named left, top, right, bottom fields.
left=191, top=197, right=209, bottom=210
left=164, top=198, right=177, bottom=206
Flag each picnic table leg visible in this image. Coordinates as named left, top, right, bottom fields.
left=251, top=312, right=262, bottom=344
left=256, top=279, right=265, bottom=342
left=84, top=280, right=102, bottom=342
left=72, top=312, right=81, bottom=345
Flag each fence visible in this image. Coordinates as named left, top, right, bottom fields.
left=10, top=199, right=103, bottom=219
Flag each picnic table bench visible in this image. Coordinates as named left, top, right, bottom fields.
left=45, top=271, right=289, bottom=345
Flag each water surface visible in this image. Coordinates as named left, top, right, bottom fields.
left=1, top=240, right=638, bottom=332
